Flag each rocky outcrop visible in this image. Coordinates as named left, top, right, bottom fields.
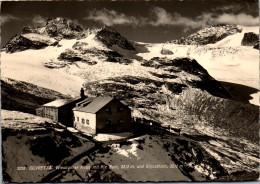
left=171, top=25, right=242, bottom=45
left=96, top=26, right=135, bottom=50
left=44, top=17, right=83, bottom=39
left=58, top=49, right=84, bottom=62
left=141, top=57, right=230, bottom=98
left=241, top=32, right=259, bottom=46
left=4, top=35, right=49, bottom=53
left=161, top=48, right=173, bottom=55
left=57, top=41, right=133, bottom=65
left=4, top=33, right=58, bottom=53
left=22, top=26, right=37, bottom=34
left=22, top=17, right=84, bottom=40
left=57, top=47, right=131, bottom=65
left=253, top=43, right=259, bottom=50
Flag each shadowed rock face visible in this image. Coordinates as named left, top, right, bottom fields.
left=241, top=32, right=259, bottom=46
left=57, top=47, right=130, bottom=65
left=44, top=17, right=83, bottom=39
left=253, top=43, right=259, bottom=50
left=4, top=35, right=49, bottom=53
left=96, top=26, right=135, bottom=50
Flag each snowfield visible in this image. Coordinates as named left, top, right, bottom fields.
left=94, top=132, right=134, bottom=142
left=2, top=25, right=258, bottom=103
left=1, top=39, right=84, bottom=96
left=137, top=25, right=259, bottom=105
left=2, top=31, right=159, bottom=97
left=22, top=33, right=57, bottom=45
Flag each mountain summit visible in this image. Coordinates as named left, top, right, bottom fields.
left=4, top=17, right=135, bottom=53
left=96, top=26, right=135, bottom=50
left=23, top=17, right=84, bottom=39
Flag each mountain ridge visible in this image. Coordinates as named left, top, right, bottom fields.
left=170, top=24, right=242, bottom=45
left=4, top=17, right=135, bottom=53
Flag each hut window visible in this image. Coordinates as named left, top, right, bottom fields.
left=82, top=119, right=85, bottom=124
left=86, top=119, right=89, bottom=125
left=117, top=107, right=123, bottom=112
left=105, top=108, right=111, bottom=113
left=77, top=117, right=79, bottom=122
left=106, top=120, right=112, bottom=125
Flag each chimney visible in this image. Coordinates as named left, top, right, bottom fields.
left=80, top=88, right=85, bottom=98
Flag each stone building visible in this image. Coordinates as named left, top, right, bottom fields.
left=36, top=88, right=86, bottom=127
left=36, top=89, right=132, bottom=134
left=72, top=97, right=132, bottom=134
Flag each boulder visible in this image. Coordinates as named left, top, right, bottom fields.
left=241, top=32, right=259, bottom=46
left=161, top=48, right=173, bottom=55
left=22, top=26, right=36, bottom=34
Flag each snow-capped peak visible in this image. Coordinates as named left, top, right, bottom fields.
left=170, top=24, right=242, bottom=45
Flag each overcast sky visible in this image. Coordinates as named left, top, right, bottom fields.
left=1, top=0, right=259, bottom=45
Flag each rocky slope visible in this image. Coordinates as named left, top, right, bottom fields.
left=96, top=26, right=135, bottom=50
left=4, top=34, right=58, bottom=53
left=2, top=110, right=97, bottom=183
left=1, top=17, right=259, bottom=182
left=142, top=25, right=259, bottom=105
left=1, top=77, right=69, bottom=114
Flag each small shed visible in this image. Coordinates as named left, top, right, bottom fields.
left=36, top=98, right=85, bottom=126
left=36, top=88, right=87, bottom=126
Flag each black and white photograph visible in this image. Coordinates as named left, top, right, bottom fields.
left=1, top=0, right=259, bottom=182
